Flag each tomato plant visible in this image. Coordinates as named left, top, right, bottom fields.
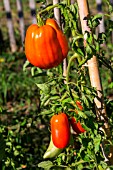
left=25, top=18, right=68, bottom=69
left=23, top=0, right=113, bottom=170
left=50, top=113, right=70, bottom=149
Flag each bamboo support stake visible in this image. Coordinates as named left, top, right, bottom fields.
left=110, top=0, right=113, bottom=43
left=71, top=0, right=75, bottom=4
left=96, top=0, right=105, bottom=39
left=53, top=0, right=67, bottom=77
left=16, top=0, right=25, bottom=46
left=77, top=0, right=113, bottom=165
left=111, top=14, right=113, bottom=44
left=3, top=0, right=17, bottom=52
left=53, top=0, right=61, bottom=26
left=0, top=25, right=4, bottom=54
left=29, top=0, right=37, bottom=24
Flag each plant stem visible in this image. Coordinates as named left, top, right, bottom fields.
left=66, top=53, right=80, bottom=85
left=37, top=14, right=44, bottom=26
left=36, top=3, right=59, bottom=26
left=67, top=0, right=71, bottom=6
left=38, top=3, right=59, bottom=15
left=71, top=159, right=94, bottom=166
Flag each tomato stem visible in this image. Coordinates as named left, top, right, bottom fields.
left=38, top=4, right=59, bottom=15
left=72, top=35, right=83, bottom=41
left=37, top=14, right=44, bottom=26
left=37, top=3, right=60, bottom=26
left=66, top=53, right=81, bottom=91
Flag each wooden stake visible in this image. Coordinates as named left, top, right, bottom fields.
left=3, top=0, right=17, bottom=52
left=110, top=0, right=113, bottom=43
left=16, top=0, right=25, bottom=47
left=96, top=0, right=105, bottom=46
left=53, top=0, right=61, bottom=26
left=77, top=0, right=113, bottom=165
left=53, top=0, right=67, bottom=77
left=0, top=25, right=4, bottom=54
left=29, top=0, right=37, bottom=24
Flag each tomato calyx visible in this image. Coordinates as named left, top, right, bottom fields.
left=37, top=14, right=44, bottom=27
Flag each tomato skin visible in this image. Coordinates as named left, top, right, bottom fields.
left=70, top=117, right=86, bottom=134
left=25, top=19, right=68, bottom=69
left=46, top=19, right=68, bottom=60
left=76, top=100, right=83, bottom=111
left=50, top=113, right=70, bottom=149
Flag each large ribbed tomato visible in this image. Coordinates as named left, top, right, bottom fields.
left=50, top=113, right=70, bottom=149
left=25, top=18, right=68, bottom=69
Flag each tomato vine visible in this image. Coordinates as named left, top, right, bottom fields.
left=24, top=0, right=113, bottom=169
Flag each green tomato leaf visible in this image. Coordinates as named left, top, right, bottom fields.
left=36, top=83, right=50, bottom=94
left=61, top=97, right=72, bottom=105
left=41, top=94, right=50, bottom=106
left=51, top=166, right=72, bottom=170
left=78, top=58, right=88, bottom=67
left=49, top=95, right=60, bottom=100
left=98, top=165, right=104, bottom=170
left=77, top=110, right=87, bottom=119
left=38, top=161, right=53, bottom=170
left=20, top=119, right=27, bottom=126
left=37, top=163, right=72, bottom=170
left=92, top=14, right=102, bottom=21
left=94, top=135, right=101, bottom=153
left=38, top=110, right=51, bottom=116
left=23, top=60, right=30, bottom=71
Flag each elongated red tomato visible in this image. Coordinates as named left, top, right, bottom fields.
left=50, top=113, right=70, bottom=149
left=70, top=101, right=85, bottom=134
left=25, top=19, right=68, bottom=69
left=70, top=117, right=86, bottom=134
left=76, top=100, right=83, bottom=111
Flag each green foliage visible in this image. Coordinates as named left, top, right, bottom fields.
left=0, top=52, right=49, bottom=169
left=0, top=105, right=50, bottom=169
left=0, top=53, right=39, bottom=104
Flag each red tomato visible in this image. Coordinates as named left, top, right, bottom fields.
left=76, top=100, right=83, bottom=111
left=25, top=18, right=68, bottom=69
left=70, top=117, right=86, bottom=134
left=50, top=113, right=70, bottom=149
